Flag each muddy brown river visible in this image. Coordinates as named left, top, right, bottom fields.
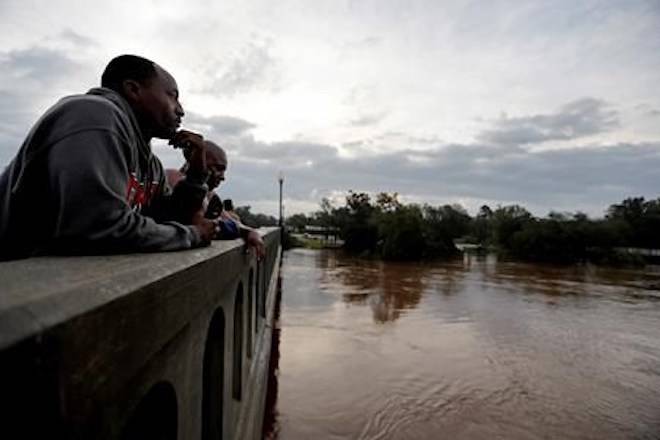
left=264, top=249, right=660, bottom=439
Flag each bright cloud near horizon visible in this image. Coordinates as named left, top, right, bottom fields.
left=1, top=0, right=659, bottom=217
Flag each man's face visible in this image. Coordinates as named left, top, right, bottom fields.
left=132, top=66, right=184, bottom=139
left=205, top=146, right=227, bottom=190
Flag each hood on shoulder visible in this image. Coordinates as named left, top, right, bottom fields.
left=86, top=87, right=152, bottom=162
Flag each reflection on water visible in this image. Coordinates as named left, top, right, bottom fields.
left=324, top=258, right=427, bottom=323
left=265, top=249, right=660, bottom=440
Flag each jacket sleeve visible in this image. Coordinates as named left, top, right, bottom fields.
left=204, top=192, right=224, bottom=219
left=143, top=170, right=208, bottom=225
left=47, top=129, right=202, bottom=254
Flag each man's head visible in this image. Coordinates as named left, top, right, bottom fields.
left=204, top=141, right=227, bottom=190
left=101, top=55, right=184, bottom=140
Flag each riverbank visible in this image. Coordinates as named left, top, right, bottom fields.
left=293, top=237, right=651, bottom=267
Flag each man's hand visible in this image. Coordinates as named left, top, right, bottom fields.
left=170, top=130, right=206, bottom=179
left=245, top=229, right=265, bottom=260
left=191, top=211, right=216, bottom=244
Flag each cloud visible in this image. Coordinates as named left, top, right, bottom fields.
left=198, top=38, right=279, bottom=96
left=633, top=103, right=660, bottom=118
left=478, top=98, right=619, bottom=146
left=0, top=46, right=81, bottom=83
left=57, top=29, right=96, bottom=48
left=217, top=133, right=660, bottom=217
left=345, top=36, right=382, bottom=49
left=0, top=91, right=33, bottom=137
left=185, top=112, right=257, bottom=137
left=231, top=138, right=339, bottom=165
left=0, top=46, right=86, bottom=165
left=348, top=111, right=387, bottom=127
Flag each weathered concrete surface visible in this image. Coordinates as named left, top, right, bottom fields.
left=0, top=227, right=281, bottom=440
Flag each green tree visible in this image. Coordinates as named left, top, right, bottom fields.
left=420, top=205, right=463, bottom=257
left=315, top=197, right=335, bottom=229
left=509, top=216, right=586, bottom=263
left=375, top=192, right=401, bottom=212
left=492, top=205, right=532, bottom=250
left=286, top=213, right=309, bottom=232
left=472, top=205, right=493, bottom=244
left=377, top=204, right=425, bottom=260
left=235, top=205, right=277, bottom=228
left=341, top=191, right=378, bottom=253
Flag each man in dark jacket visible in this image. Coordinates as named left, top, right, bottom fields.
left=0, top=54, right=215, bottom=260
left=166, top=141, right=265, bottom=258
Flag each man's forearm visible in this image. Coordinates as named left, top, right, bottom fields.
left=147, top=178, right=208, bottom=224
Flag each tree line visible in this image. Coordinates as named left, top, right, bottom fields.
left=285, top=193, right=660, bottom=263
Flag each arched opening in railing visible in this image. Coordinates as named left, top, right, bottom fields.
left=122, top=381, right=178, bottom=440
left=232, top=283, right=244, bottom=401
left=260, top=261, right=266, bottom=318
left=255, top=261, right=262, bottom=326
left=265, top=249, right=271, bottom=284
left=202, top=308, right=225, bottom=440
left=247, top=269, right=254, bottom=358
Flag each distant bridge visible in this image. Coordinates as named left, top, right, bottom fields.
left=615, top=247, right=660, bottom=257
left=299, top=225, right=341, bottom=247
left=615, top=247, right=660, bottom=263
left=303, top=225, right=339, bottom=235
left=0, top=228, right=281, bottom=440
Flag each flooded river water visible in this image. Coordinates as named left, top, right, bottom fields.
left=264, top=249, right=660, bottom=439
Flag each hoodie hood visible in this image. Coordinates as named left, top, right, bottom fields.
left=87, top=87, right=152, bottom=165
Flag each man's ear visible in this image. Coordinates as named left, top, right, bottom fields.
left=121, top=79, right=142, bottom=101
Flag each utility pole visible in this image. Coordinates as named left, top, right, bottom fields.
left=278, top=171, right=284, bottom=227
left=278, top=171, right=284, bottom=250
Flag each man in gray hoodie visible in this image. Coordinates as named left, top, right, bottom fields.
left=0, top=55, right=216, bottom=260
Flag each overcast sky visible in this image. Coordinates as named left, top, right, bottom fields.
left=1, top=0, right=659, bottom=217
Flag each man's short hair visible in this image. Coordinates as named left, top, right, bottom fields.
left=101, top=55, right=158, bottom=92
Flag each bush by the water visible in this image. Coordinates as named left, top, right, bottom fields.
left=285, top=193, right=660, bottom=264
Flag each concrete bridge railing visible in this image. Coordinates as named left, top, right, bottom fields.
left=0, top=227, right=282, bottom=440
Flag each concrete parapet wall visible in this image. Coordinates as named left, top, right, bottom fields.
left=0, top=227, right=282, bottom=440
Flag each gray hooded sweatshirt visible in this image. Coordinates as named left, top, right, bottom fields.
left=0, top=87, right=204, bottom=260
